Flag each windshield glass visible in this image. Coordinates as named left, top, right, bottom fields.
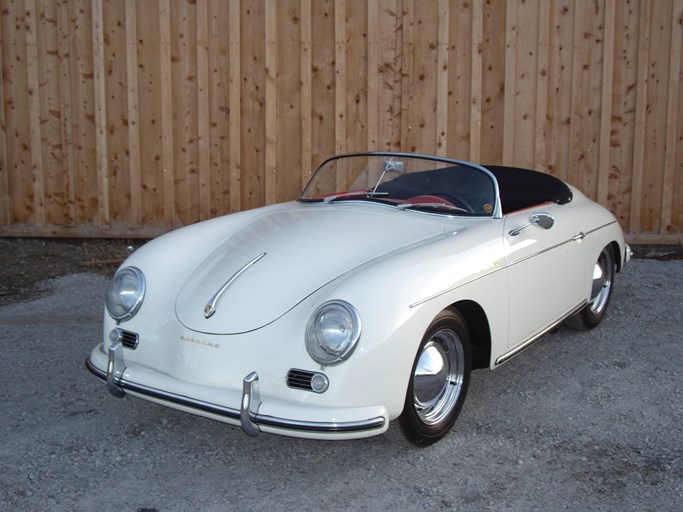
left=299, top=153, right=498, bottom=216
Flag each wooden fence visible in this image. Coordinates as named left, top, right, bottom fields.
left=0, top=0, right=681, bottom=243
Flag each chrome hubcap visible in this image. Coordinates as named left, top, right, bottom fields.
left=412, top=328, right=464, bottom=426
left=589, top=251, right=613, bottom=315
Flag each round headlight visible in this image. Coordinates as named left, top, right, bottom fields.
left=106, top=267, right=145, bottom=322
left=305, top=300, right=361, bottom=365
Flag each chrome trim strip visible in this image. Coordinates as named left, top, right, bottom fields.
left=85, top=357, right=386, bottom=434
left=411, top=221, right=612, bottom=308
left=494, top=301, right=587, bottom=366
left=255, top=413, right=386, bottom=433
left=585, top=220, right=617, bottom=236
left=506, top=236, right=580, bottom=267
left=204, top=252, right=266, bottom=319
left=86, top=356, right=108, bottom=379
left=410, top=265, right=503, bottom=308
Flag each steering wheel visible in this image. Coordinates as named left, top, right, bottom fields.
left=430, top=193, right=476, bottom=214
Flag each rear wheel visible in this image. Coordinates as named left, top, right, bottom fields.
left=399, top=309, right=471, bottom=446
left=568, top=246, right=615, bottom=330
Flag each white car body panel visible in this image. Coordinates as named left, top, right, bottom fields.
left=175, top=205, right=456, bottom=334
left=87, top=154, right=628, bottom=441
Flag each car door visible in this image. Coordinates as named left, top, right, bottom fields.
left=503, top=204, right=586, bottom=348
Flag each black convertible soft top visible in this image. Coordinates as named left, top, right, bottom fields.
left=375, top=163, right=573, bottom=215
left=485, top=165, right=573, bottom=214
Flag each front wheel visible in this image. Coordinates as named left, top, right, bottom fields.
left=399, top=309, right=471, bottom=446
left=568, top=245, right=615, bottom=330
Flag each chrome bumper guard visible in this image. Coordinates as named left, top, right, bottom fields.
left=106, top=341, right=126, bottom=398
left=240, top=372, right=261, bottom=437
left=85, top=347, right=385, bottom=437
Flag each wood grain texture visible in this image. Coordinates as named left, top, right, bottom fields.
left=0, top=0, right=680, bottom=243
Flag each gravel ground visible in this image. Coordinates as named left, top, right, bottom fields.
left=0, top=240, right=681, bottom=511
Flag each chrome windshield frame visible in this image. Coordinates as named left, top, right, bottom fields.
left=299, top=152, right=502, bottom=219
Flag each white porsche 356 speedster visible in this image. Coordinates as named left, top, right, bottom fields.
left=86, top=152, right=630, bottom=445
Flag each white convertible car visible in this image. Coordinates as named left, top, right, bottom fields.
left=86, top=152, right=630, bottom=445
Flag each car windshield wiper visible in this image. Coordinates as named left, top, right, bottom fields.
left=395, top=202, right=469, bottom=213
left=323, top=191, right=389, bottom=203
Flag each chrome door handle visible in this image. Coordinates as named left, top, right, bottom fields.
left=572, top=232, right=586, bottom=241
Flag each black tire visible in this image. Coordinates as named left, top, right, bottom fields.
left=399, top=309, right=471, bottom=446
left=567, top=245, right=615, bottom=330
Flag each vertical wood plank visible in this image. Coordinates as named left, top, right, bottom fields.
left=159, top=0, right=175, bottom=227
left=607, top=0, right=639, bottom=229
left=401, top=0, right=415, bottom=152
left=435, top=0, right=449, bottom=156
left=300, top=0, right=312, bottom=187
left=134, top=1, right=162, bottom=227
left=534, top=0, right=550, bottom=173
left=25, top=0, right=45, bottom=226
left=241, top=0, right=266, bottom=210
left=172, top=1, right=199, bottom=226
left=662, top=0, right=683, bottom=234
left=675, top=32, right=683, bottom=236
left=447, top=2, right=472, bottom=159
left=0, top=8, right=8, bottom=226
left=470, top=0, right=483, bottom=162
left=344, top=0, right=367, bottom=155
left=197, top=0, right=211, bottom=220
left=567, top=0, right=585, bottom=189
left=630, top=0, right=651, bottom=234
left=229, top=0, right=241, bottom=212
left=446, top=0, right=472, bottom=158
left=402, top=0, right=439, bottom=154
left=265, top=0, right=277, bottom=205
left=36, top=0, right=66, bottom=227
left=334, top=0, right=347, bottom=191
left=310, top=0, right=335, bottom=169
left=275, top=0, right=302, bottom=201
left=480, top=0, right=506, bottom=165
left=92, top=0, right=109, bottom=227
left=400, top=0, right=415, bottom=151
left=206, top=0, right=230, bottom=217
left=69, top=0, right=98, bottom=228
left=597, top=0, right=615, bottom=206
left=335, top=0, right=346, bottom=157
left=367, top=0, right=379, bottom=150
left=502, top=0, right=517, bottom=165
left=3, top=0, right=34, bottom=225
left=67, top=0, right=97, bottom=227
left=584, top=1, right=606, bottom=198
left=125, top=0, right=141, bottom=226
left=379, top=0, right=402, bottom=151
left=545, top=0, right=574, bottom=181
left=56, top=0, right=76, bottom=227
left=102, top=0, right=130, bottom=228
left=641, top=1, right=673, bottom=233
left=513, top=0, right=539, bottom=169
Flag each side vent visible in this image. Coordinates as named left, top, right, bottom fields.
left=286, top=369, right=329, bottom=394
left=120, top=330, right=139, bottom=350
left=110, top=328, right=140, bottom=350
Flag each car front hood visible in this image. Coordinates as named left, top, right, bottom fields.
left=175, top=205, right=446, bottom=334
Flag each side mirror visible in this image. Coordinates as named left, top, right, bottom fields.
left=508, top=212, right=555, bottom=236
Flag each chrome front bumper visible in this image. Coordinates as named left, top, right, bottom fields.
left=86, top=342, right=386, bottom=439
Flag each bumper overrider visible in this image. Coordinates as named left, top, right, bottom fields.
left=85, top=342, right=388, bottom=439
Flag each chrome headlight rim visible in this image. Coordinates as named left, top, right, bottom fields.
left=106, top=266, right=146, bottom=322
left=305, top=300, right=361, bottom=366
